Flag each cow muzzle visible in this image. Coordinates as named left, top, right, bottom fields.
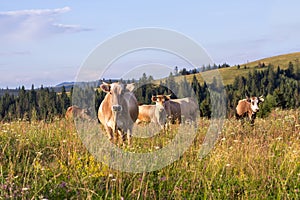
left=112, top=105, right=122, bottom=112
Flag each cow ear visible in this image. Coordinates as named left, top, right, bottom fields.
left=151, top=96, right=157, bottom=102
left=126, top=83, right=135, bottom=92
left=100, top=83, right=111, bottom=93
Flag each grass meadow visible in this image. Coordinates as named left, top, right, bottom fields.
left=0, top=109, right=299, bottom=199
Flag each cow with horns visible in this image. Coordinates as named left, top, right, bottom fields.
left=236, top=95, right=264, bottom=125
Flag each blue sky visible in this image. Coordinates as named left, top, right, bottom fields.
left=1, top=0, right=300, bottom=88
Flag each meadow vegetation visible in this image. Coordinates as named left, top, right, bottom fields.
left=0, top=109, right=299, bottom=199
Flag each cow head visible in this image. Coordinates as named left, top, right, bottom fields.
left=100, top=82, right=135, bottom=113
left=100, top=82, right=135, bottom=131
left=246, top=95, right=264, bottom=113
left=151, top=94, right=171, bottom=106
left=151, top=95, right=168, bottom=126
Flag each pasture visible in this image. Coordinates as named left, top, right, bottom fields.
left=0, top=109, right=299, bottom=199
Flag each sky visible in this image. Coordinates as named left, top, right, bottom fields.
left=1, top=0, right=300, bottom=88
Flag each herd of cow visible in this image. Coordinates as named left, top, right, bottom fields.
left=65, top=82, right=265, bottom=145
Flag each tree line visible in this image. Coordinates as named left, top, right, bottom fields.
left=0, top=62, right=299, bottom=122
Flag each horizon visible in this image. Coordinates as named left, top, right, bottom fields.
left=1, top=50, right=299, bottom=90
left=1, top=0, right=300, bottom=89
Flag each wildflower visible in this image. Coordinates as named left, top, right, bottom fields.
left=109, top=174, right=113, bottom=178
left=154, top=146, right=160, bottom=150
left=22, top=187, right=29, bottom=191
left=59, top=181, right=67, bottom=188
left=160, top=176, right=167, bottom=181
left=111, top=178, right=117, bottom=182
left=276, top=137, right=283, bottom=140
left=226, top=164, right=231, bottom=167
left=221, top=137, right=226, bottom=141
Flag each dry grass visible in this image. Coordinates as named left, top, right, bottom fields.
left=0, top=109, right=299, bottom=199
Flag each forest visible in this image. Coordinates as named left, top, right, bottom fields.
left=0, top=62, right=299, bottom=122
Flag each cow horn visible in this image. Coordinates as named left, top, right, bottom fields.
left=245, top=93, right=249, bottom=99
left=259, top=95, right=264, bottom=102
left=165, top=94, right=171, bottom=99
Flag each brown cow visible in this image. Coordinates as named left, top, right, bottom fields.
left=236, top=95, right=264, bottom=125
left=136, top=102, right=167, bottom=130
left=98, top=82, right=138, bottom=145
left=65, top=105, right=91, bottom=120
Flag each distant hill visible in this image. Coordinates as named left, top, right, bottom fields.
left=172, top=52, right=300, bottom=85
left=240, top=52, right=300, bottom=69
left=55, top=82, right=75, bottom=88
left=0, top=88, right=20, bottom=97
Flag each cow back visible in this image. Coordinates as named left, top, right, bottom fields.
left=137, top=105, right=155, bottom=123
left=236, top=99, right=251, bottom=116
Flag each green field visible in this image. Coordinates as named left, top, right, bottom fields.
left=1, top=109, right=299, bottom=199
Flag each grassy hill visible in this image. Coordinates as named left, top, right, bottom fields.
left=173, top=52, right=300, bottom=86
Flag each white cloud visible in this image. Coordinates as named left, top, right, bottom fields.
left=0, top=7, right=92, bottom=41
left=0, top=6, right=71, bottom=16
left=0, top=51, right=31, bottom=56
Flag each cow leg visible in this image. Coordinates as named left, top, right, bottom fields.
left=115, top=129, right=121, bottom=144
left=114, top=130, right=123, bottom=146
left=235, top=112, right=241, bottom=120
left=104, top=126, right=114, bottom=142
left=250, top=113, right=256, bottom=126
left=126, top=129, right=132, bottom=146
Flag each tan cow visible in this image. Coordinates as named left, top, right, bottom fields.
left=98, top=82, right=138, bottom=145
left=65, top=105, right=91, bottom=120
left=152, top=95, right=199, bottom=125
left=136, top=102, right=167, bottom=130
left=236, top=95, right=264, bottom=125
left=152, top=95, right=181, bottom=124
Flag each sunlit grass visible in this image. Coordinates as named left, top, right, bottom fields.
left=0, top=109, right=299, bottom=199
left=171, top=52, right=300, bottom=85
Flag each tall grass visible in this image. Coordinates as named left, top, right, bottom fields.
left=0, top=109, right=299, bottom=199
